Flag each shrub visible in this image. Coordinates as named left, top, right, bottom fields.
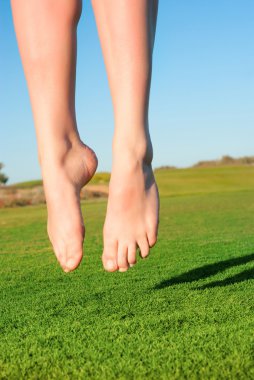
left=0, top=163, right=8, bottom=185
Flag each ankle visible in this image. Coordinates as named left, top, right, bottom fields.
left=38, top=132, right=82, bottom=167
left=112, top=133, right=153, bottom=166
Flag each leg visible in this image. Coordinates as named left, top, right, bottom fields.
left=91, top=0, right=159, bottom=271
left=11, top=0, right=97, bottom=271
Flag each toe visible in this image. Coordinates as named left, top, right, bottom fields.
left=102, top=240, right=118, bottom=272
left=63, top=255, right=82, bottom=272
left=147, top=231, right=157, bottom=248
left=127, top=243, right=137, bottom=266
left=138, top=237, right=150, bottom=259
left=54, top=241, right=83, bottom=272
left=117, top=243, right=129, bottom=271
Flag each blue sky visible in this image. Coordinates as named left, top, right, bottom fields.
left=0, top=0, right=253, bottom=184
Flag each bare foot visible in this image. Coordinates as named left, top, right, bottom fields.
left=102, top=146, right=159, bottom=272
left=41, top=139, right=97, bottom=272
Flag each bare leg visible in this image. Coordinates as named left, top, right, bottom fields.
left=92, top=0, right=159, bottom=272
left=11, top=0, right=98, bottom=272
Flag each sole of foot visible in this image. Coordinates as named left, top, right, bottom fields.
left=41, top=140, right=98, bottom=272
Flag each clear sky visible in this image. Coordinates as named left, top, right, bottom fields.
left=0, top=1, right=253, bottom=184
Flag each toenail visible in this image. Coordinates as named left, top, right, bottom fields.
left=119, top=267, right=128, bottom=272
left=64, top=258, right=77, bottom=272
left=106, top=260, right=116, bottom=271
left=129, top=264, right=135, bottom=268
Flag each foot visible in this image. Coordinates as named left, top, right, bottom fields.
left=102, top=145, right=159, bottom=272
left=41, top=139, right=98, bottom=272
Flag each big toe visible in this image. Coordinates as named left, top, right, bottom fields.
left=102, top=241, right=118, bottom=272
left=63, top=255, right=82, bottom=272
left=57, top=248, right=83, bottom=273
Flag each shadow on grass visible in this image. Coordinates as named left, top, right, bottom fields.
left=196, top=268, right=254, bottom=289
left=154, top=253, right=254, bottom=289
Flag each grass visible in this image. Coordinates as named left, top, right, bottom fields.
left=0, top=167, right=253, bottom=379
left=11, top=172, right=111, bottom=189
left=155, top=165, right=254, bottom=196
left=11, top=179, right=43, bottom=189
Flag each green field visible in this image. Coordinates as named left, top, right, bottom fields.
left=0, top=166, right=253, bottom=379
left=11, top=172, right=111, bottom=189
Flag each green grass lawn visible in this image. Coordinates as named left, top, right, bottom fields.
left=0, top=167, right=253, bottom=379
left=11, top=172, right=111, bottom=189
